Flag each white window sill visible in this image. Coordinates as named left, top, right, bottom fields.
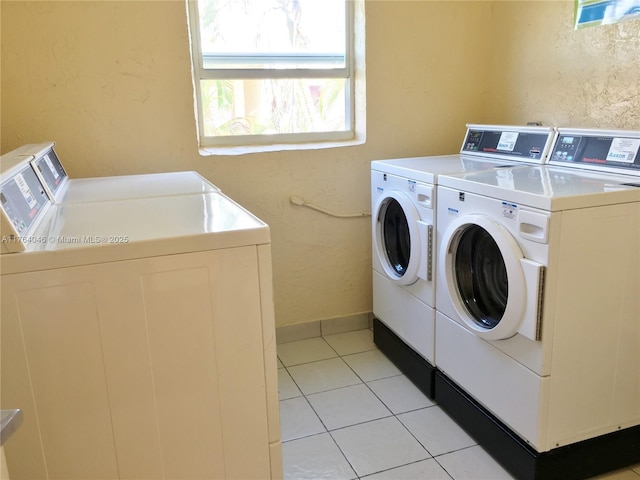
left=198, top=136, right=366, bottom=156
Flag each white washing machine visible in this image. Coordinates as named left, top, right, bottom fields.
left=370, top=125, right=556, bottom=395
left=0, top=158, right=282, bottom=479
left=3, top=142, right=219, bottom=204
left=434, top=128, right=640, bottom=479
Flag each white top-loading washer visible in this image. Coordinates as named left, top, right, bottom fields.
left=0, top=158, right=281, bottom=479
left=434, top=128, right=640, bottom=453
left=3, top=142, right=219, bottom=204
left=1, top=187, right=270, bottom=268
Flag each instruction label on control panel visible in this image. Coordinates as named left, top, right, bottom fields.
left=607, top=138, right=640, bottom=164
left=502, top=201, right=517, bottom=219
left=497, top=132, right=518, bottom=152
left=43, top=154, right=60, bottom=179
left=15, top=173, right=37, bottom=209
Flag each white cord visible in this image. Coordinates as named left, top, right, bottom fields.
left=290, top=196, right=371, bottom=218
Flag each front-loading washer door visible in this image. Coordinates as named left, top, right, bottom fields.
left=454, top=225, right=507, bottom=329
left=373, top=190, right=424, bottom=286
left=440, top=214, right=543, bottom=341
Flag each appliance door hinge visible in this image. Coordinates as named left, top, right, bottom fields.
left=427, top=224, right=433, bottom=282
left=535, top=266, right=545, bottom=340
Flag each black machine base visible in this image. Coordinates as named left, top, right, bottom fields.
left=435, top=371, right=640, bottom=480
left=372, top=317, right=436, bottom=399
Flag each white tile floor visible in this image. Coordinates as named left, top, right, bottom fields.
left=277, top=328, right=640, bottom=480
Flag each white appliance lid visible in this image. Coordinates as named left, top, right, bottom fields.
left=371, top=154, right=524, bottom=184
left=437, top=164, right=640, bottom=211
left=1, top=192, right=270, bottom=274
left=60, top=171, right=220, bottom=204
left=24, top=141, right=221, bottom=203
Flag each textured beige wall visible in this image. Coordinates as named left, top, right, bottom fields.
left=4, top=1, right=639, bottom=330
left=487, top=0, right=640, bottom=129
left=1, top=1, right=490, bottom=328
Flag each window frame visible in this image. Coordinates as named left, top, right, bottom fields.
left=186, top=0, right=356, bottom=149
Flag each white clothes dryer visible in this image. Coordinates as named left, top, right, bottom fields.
left=371, top=125, right=556, bottom=396
left=0, top=159, right=282, bottom=479
left=3, top=142, right=219, bottom=204
left=434, top=128, right=640, bottom=480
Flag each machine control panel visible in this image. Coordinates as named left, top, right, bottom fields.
left=31, top=145, right=69, bottom=201
left=549, top=129, right=640, bottom=176
left=0, top=164, right=51, bottom=253
left=460, top=125, right=556, bottom=163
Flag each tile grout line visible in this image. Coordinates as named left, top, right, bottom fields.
left=279, top=331, right=640, bottom=480
left=279, top=336, right=366, bottom=479
left=325, top=429, right=361, bottom=479
left=278, top=331, right=499, bottom=480
left=279, top=334, right=436, bottom=478
left=429, top=444, right=479, bottom=480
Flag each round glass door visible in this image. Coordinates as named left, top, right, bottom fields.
left=440, top=213, right=529, bottom=340
left=453, top=225, right=508, bottom=329
left=382, top=198, right=411, bottom=277
left=374, top=190, right=422, bottom=286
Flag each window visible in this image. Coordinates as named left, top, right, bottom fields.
left=186, top=0, right=357, bottom=150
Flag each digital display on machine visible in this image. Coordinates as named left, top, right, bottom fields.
left=462, top=129, right=549, bottom=159
left=32, top=147, right=68, bottom=198
left=550, top=135, right=640, bottom=171
left=0, top=165, right=50, bottom=238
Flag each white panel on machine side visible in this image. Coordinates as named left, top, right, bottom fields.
left=1, top=246, right=279, bottom=480
left=546, top=201, right=640, bottom=447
